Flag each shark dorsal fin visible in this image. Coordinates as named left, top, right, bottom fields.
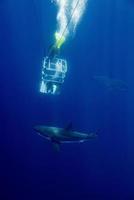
left=64, top=123, right=73, bottom=131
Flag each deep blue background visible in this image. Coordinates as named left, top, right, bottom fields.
left=0, top=0, right=134, bottom=199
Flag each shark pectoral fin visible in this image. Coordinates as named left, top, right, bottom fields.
left=52, top=142, right=60, bottom=152
left=51, top=138, right=60, bottom=152
left=65, top=122, right=73, bottom=131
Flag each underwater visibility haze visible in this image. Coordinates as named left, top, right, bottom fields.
left=1, top=0, right=134, bottom=199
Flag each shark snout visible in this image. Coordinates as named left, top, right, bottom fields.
left=34, top=126, right=42, bottom=133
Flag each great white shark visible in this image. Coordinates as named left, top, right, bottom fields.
left=34, top=123, right=97, bottom=151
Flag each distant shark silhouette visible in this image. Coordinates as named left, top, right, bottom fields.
left=93, top=75, right=128, bottom=91
left=34, top=123, right=97, bottom=151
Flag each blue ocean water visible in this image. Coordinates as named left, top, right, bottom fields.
left=0, top=0, right=134, bottom=199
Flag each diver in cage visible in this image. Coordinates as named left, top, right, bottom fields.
left=46, top=81, right=61, bottom=94
left=46, top=82, right=53, bottom=93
